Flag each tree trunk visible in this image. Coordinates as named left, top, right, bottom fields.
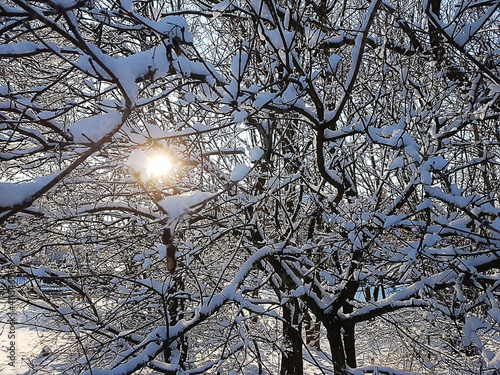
left=428, top=0, right=444, bottom=63
left=342, top=303, right=356, bottom=368
left=163, top=277, right=187, bottom=372
left=304, top=312, right=321, bottom=350
left=325, top=322, right=347, bottom=375
left=280, top=300, right=303, bottom=375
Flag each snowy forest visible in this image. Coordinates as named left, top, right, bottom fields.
left=0, top=0, right=499, bottom=374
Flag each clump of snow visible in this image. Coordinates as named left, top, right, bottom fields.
left=327, top=53, right=341, bottom=72
left=420, top=156, right=448, bottom=185
left=145, top=122, right=171, bottom=138
left=0, top=172, right=61, bottom=208
left=425, top=186, right=475, bottom=208
left=491, top=217, right=500, bottom=238
left=233, top=109, right=248, bottom=123
left=489, top=83, right=500, bottom=94
left=74, top=15, right=192, bottom=103
left=76, top=42, right=173, bottom=102
left=157, top=245, right=167, bottom=260
left=463, top=316, right=486, bottom=347
left=231, top=53, right=248, bottom=78
left=384, top=213, right=406, bottom=228
left=192, top=122, right=212, bottom=132
left=124, top=149, right=149, bottom=181
left=159, top=191, right=214, bottom=218
left=58, top=307, right=72, bottom=315
left=0, top=41, right=42, bottom=55
left=416, top=199, right=433, bottom=211
left=120, top=0, right=133, bottom=10
left=485, top=350, right=500, bottom=371
left=389, top=156, right=404, bottom=170
left=135, top=15, right=193, bottom=44
left=250, top=147, right=264, bottom=162
left=174, top=56, right=214, bottom=85
left=143, top=258, right=152, bottom=269
left=403, top=136, right=421, bottom=162
left=70, top=111, right=122, bottom=143
left=230, top=164, right=251, bottom=181
left=254, top=92, right=275, bottom=110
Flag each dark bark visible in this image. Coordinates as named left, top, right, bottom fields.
left=428, top=0, right=444, bottom=63
left=163, top=277, right=187, bottom=372
left=342, top=303, right=356, bottom=368
left=325, top=322, right=347, bottom=375
left=280, top=300, right=303, bottom=375
left=304, top=312, right=321, bottom=350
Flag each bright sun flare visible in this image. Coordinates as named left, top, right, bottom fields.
left=147, top=156, right=172, bottom=177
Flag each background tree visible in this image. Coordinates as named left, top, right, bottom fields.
left=1, top=0, right=499, bottom=374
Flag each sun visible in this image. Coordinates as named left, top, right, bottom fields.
left=147, top=156, right=172, bottom=177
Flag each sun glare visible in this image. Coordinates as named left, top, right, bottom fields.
left=147, top=156, right=172, bottom=177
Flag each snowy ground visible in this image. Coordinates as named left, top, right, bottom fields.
left=0, top=300, right=33, bottom=374
left=0, top=300, right=68, bottom=375
left=0, top=324, right=36, bottom=374
left=0, top=297, right=432, bottom=375
left=1, top=297, right=494, bottom=375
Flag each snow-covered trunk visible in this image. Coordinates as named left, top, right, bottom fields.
left=164, top=277, right=187, bottom=371
left=280, top=300, right=303, bottom=375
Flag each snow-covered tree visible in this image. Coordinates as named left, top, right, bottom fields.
left=1, top=0, right=499, bottom=374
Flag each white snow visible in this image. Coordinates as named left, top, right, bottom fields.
left=230, top=164, right=251, bottom=181
left=159, top=191, right=214, bottom=218
left=124, top=149, right=150, bottom=181
left=0, top=41, right=42, bottom=55
left=402, top=133, right=421, bottom=162
left=0, top=172, right=61, bottom=208
left=419, top=156, right=448, bottom=185
left=0, top=302, right=70, bottom=375
left=416, top=199, right=433, bottom=211
left=70, top=111, right=122, bottom=143
left=425, top=186, right=476, bottom=208
left=145, top=122, right=171, bottom=138
left=452, top=4, right=498, bottom=48
left=231, top=53, right=248, bottom=78
left=157, top=245, right=167, bottom=261
left=489, top=83, right=500, bottom=94
left=423, top=234, right=441, bottom=247
left=120, top=0, right=133, bottom=10
left=134, top=15, right=193, bottom=43
left=233, top=109, right=248, bottom=123
left=463, top=316, right=486, bottom=347
left=174, top=56, right=214, bottom=85
left=485, top=350, right=500, bottom=372
left=327, top=53, right=341, bottom=72
left=491, top=217, right=500, bottom=238
left=75, top=41, right=177, bottom=102
left=389, top=156, right=404, bottom=170
left=77, top=14, right=191, bottom=105
left=250, top=146, right=264, bottom=162
left=384, top=213, right=406, bottom=228
left=253, top=92, right=275, bottom=110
